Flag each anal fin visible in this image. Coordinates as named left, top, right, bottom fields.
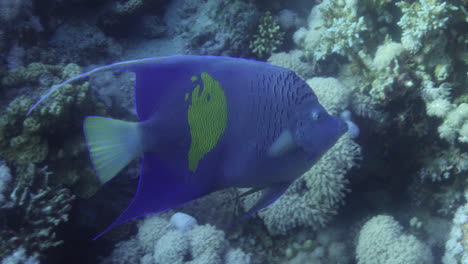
left=93, top=153, right=211, bottom=240
left=227, top=182, right=291, bottom=229
left=245, top=182, right=291, bottom=216
left=236, top=187, right=264, bottom=200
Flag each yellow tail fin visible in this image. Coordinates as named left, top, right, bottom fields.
left=84, top=117, right=142, bottom=183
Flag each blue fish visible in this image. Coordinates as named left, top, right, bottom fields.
left=28, top=55, right=347, bottom=239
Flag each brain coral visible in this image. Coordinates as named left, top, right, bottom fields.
left=267, top=50, right=313, bottom=80
left=306, top=77, right=351, bottom=115
left=356, top=215, right=434, bottom=264
left=154, top=230, right=189, bottom=264
left=102, top=214, right=250, bottom=264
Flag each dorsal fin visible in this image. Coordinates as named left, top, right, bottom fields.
left=26, top=57, right=166, bottom=115
left=132, top=58, right=195, bottom=120
left=26, top=55, right=247, bottom=118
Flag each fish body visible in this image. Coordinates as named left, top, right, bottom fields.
left=29, top=55, right=346, bottom=239
left=137, top=57, right=324, bottom=187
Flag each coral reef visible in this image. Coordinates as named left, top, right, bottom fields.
left=0, top=161, right=12, bottom=204
left=89, top=70, right=136, bottom=114
left=443, top=197, right=468, bottom=264
left=249, top=11, right=285, bottom=58
left=396, top=0, right=453, bottom=53
left=170, top=212, right=198, bottom=233
left=356, top=215, right=434, bottom=264
left=101, top=213, right=251, bottom=264
left=0, top=0, right=466, bottom=262
left=291, top=8, right=466, bottom=262
left=243, top=134, right=361, bottom=235
left=0, top=62, right=105, bottom=198
left=277, top=9, right=304, bottom=33
left=415, top=147, right=468, bottom=216
left=98, top=0, right=169, bottom=30
left=49, top=22, right=122, bottom=64
left=437, top=103, right=468, bottom=144
left=1, top=247, right=39, bottom=264
left=419, top=147, right=468, bottom=182
left=306, top=77, right=351, bottom=116
left=1, top=63, right=86, bottom=164
left=164, top=0, right=258, bottom=56
left=298, top=0, right=367, bottom=62
left=294, top=0, right=465, bottom=138
left=0, top=163, right=74, bottom=260
left=267, top=50, right=313, bottom=80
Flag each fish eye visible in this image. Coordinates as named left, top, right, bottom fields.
left=311, top=111, right=321, bottom=121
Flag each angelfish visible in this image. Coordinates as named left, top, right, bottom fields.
left=28, top=55, right=347, bottom=239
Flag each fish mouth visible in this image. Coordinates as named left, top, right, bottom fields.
left=338, top=118, right=348, bottom=136
left=305, top=117, right=348, bottom=161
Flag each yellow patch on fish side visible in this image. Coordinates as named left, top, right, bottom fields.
left=186, top=72, right=227, bottom=172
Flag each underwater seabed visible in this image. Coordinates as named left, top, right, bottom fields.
left=0, top=0, right=467, bottom=263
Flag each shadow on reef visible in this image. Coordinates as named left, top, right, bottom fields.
left=343, top=102, right=450, bottom=262
left=43, top=168, right=138, bottom=264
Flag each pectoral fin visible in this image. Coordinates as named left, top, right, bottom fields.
left=268, top=130, right=297, bottom=157
left=226, top=183, right=291, bottom=229
left=245, top=182, right=291, bottom=216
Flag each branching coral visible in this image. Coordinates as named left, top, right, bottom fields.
left=314, top=16, right=367, bottom=60
left=443, top=200, right=468, bottom=264
left=0, top=163, right=75, bottom=259
left=300, top=0, right=368, bottom=61
left=0, top=62, right=105, bottom=198
left=438, top=103, right=468, bottom=144
left=423, top=80, right=468, bottom=144
left=396, top=0, right=452, bottom=53
left=419, top=147, right=468, bottom=182
left=0, top=63, right=91, bottom=163
left=396, top=0, right=466, bottom=144
left=298, top=0, right=409, bottom=125
left=416, top=147, right=468, bottom=216
left=296, top=0, right=463, bottom=136
left=249, top=12, right=285, bottom=58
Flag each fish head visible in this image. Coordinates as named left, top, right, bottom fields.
left=292, top=102, right=347, bottom=160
